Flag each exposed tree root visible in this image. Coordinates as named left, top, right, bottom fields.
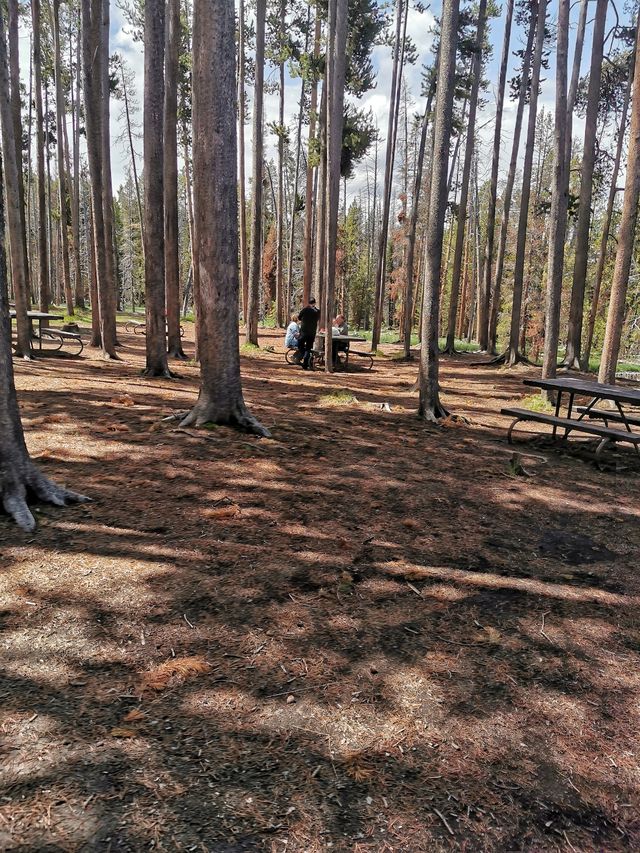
left=471, top=348, right=535, bottom=368
left=141, top=366, right=177, bottom=379
left=179, top=401, right=271, bottom=437
left=167, top=346, right=188, bottom=361
left=2, top=467, right=90, bottom=531
left=440, top=344, right=459, bottom=356
left=418, top=401, right=450, bottom=423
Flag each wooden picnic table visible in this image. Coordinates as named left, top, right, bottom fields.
left=314, top=332, right=371, bottom=370
left=501, top=375, right=640, bottom=461
left=10, top=310, right=84, bottom=354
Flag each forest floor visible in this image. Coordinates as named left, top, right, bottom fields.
left=2, top=323, right=640, bottom=853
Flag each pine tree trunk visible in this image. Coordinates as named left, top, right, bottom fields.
left=72, top=8, right=84, bottom=308
left=563, top=0, right=607, bottom=369
left=275, top=0, right=286, bottom=328
left=143, top=0, right=170, bottom=376
left=246, top=0, right=266, bottom=345
left=565, top=0, right=588, bottom=169
left=0, top=3, right=31, bottom=358
left=100, top=0, right=118, bottom=351
left=505, top=0, right=547, bottom=364
left=0, top=156, right=87, bottom=529
left=402, top=66, right=436, bottom=359
left=164, top=0, right=185, bottom=359
left=52, top=0, right=74, bottom=316
left=541, top=0, right=570, bottom=381
left=372, top=0, right=406, bottom=352
left=32, top=0, right=50, bottom=316
left=185, top=0, right=267, bottom=435
left=583, top=43, right=634, bottom=370
left=302, top=14, right=321, bottom=306
left=418, top=0, right=459, bottom=421
left=323, top=0, right=349, bottom=372
left=478, top=0, right=513, bottom=351
left=444, top=0, right=487, bottom=353
left=314, top=85, right=327, bottom=318
left=598, top=33, right=640, bottom=385
left=238, top=0, right=249, bottom=322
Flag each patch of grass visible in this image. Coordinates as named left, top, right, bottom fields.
left=437, top=337, right=480, bottom=353
left=317, top=390, right=358, bottom=407
left=240, top=342, right=261, bottom=356
left=371, top=349, right=388, bottom=358
left=516, top=393, right=554, bottom=413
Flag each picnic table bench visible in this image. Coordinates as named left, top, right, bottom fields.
left=501, top=376, right=640, bottom=460
left=125, top=320, right=186, bottom=337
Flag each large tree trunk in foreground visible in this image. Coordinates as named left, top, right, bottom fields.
left=443, top=0, right=487, bottom=353
left=541, top=0, right=570, bottom=382
left=32, top=0, right=50, bottom=316
left=0, top=4, right=31, bottom=358
left=164, top=0, right=185, bottom=359
left=275, top=0, right=286, bottom=327
left=598, top=32, right=640, bottom=385
left=246, top=0, right=266, bottom=345
left=418, top=0, right=459, bottom=421
left=478, top=0, right=513, bottom=351
left=185, top=0, right=268, bottom=435
left=323, top=0, right=349, bottom=373
left=143, top=0, right=171, bottom=376
left=99, top=0, right=118, bottom=350
left=563, top=0, right=607, bottom=369
left=0, top=155, right=88, bottom=530
left=505, top=0, right=547, bottom=365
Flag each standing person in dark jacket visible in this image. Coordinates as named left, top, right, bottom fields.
left=296, top=297, right=320, bottom=369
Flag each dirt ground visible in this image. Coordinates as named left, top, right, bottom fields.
left=1, top=323, right=640, bottom=852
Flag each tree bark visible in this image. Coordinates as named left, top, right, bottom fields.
left=246, top=0, right=266, bottom=345
left=238, top=0, right=249, bottom=321
left=185, top=0, right=268, bottom=435
left=402, top=69, right=436, bottom=359
left=372, top=0, right=406, bottom=352
left=505, top=0, right=547, bottom=365
left=565, top=0, right=588, bottom=170
left=583, top=43, right=635, bottom=370
left=313, top=84, right=327, bottom=318
left=31, top=0, right=50, bottom=317
left=72, top=7, right=84, bottom=308
left=81, top=0, right=117, bottom=357
left=323, top=0, right=349, bottom=372
left=51, top=0, right=74, bottom=316
left=99, top=0, right=118, bottom=351
left=443, top=0, right=487, bottom=353
left=541, top=0, right=570, bottom=381
left=418, top=0, right=459, bottom=421
left=302, top=13, right=321, bottom=306
left=0, top=155, right=87, bottom=529
left=275, top=0, right=286, bottom=327
left=8, top=0, right=31, bottom=307
left=164, top=0, right=185, bottom=359
left=143, top=0, right=171, bottom=376
left=563, top=0, right=607, bottom=369
left=0, top=3, right=31, bottom=358
left=478, top=0, right=513, bottom=351
left=598, top=31, right=640, bottom=385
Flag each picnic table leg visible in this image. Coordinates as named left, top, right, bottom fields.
left=552, top=391, right=563, bottom=439
left=563, top=392, right=576, bottom=439
left=614, top=400, right=640, bottom=454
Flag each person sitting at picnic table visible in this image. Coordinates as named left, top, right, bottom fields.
left=284, top=313, right=300, bottom=350
left=331, top=314, right=349, bottom=366
left=296, top=297, right=320, bottom=370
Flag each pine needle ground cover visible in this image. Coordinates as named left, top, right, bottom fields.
left=1, top=326, right=639, bottom=852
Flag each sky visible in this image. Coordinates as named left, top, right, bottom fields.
left=21, top=1, right=634, bottom=202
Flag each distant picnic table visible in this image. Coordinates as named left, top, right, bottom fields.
left=502, top=375, right=640, bottom=461
left=10, top=310, right=84, bottom=355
